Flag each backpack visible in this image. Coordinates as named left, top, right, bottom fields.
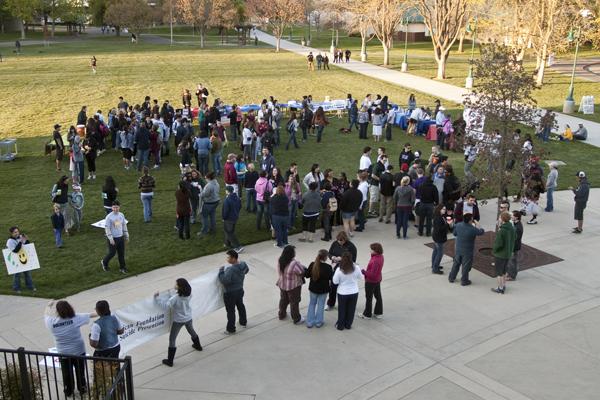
left=262, top=181, right=271, bottom=203
left=328, top=195, right=338, bottom=212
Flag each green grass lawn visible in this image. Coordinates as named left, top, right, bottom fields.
left=290, top=29, right=600, bottom=123
left=0, top=36, right=597, bottom=299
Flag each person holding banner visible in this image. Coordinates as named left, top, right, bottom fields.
left=6, top=226, right=36, bottom=293
left=154, top=278, right=203, bottom=367
left=218, top=250, right=249, bottom=335
left=89, top=300, right=124, bottom=358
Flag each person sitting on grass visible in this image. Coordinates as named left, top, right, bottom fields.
left=558, top=124, right=573, bottom=141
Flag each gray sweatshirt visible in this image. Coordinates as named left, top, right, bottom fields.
left=218, top=262, right=249, bottom=293
left=546, top=169, right=558, bottom=189
left=302, top=191, right=322, bottom=215
left=104, top=212, right=128, bottom=240
left=393, top=186, right=416, bottom=207
left=201, top=179, right=220, bottom=203
left=155, top=294, right=192, bottom=323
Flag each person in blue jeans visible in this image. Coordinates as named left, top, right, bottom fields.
left=199, top=172, right=220, bottom=235
left=393, top=176, right=416, bottom=239
left=138, top=166, right=156, bottom=222
left=6, top=227, right=36, bottom=293
left=51, top=204, right=65, bottom=248
left=545, top=162, right=558, bottom=212
left=193, top=133, right=212, bottom=176
left=305, top=250, right=333, bottom=328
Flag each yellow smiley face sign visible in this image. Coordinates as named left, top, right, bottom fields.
left=17, top=249, right=28, bottom=264
left=3, top=243, right=41, bottom=275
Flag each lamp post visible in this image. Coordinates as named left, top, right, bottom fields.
left=465, top=16, right=477, bottom=89
left=307, top=13, right=311, bottom=46
left=169, top=0, right=173, bottom=46
left=401, top=18, right=409, bottom=72
left=563, top=26, right=581, bottom=113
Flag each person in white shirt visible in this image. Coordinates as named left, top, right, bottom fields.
left=356, top=171, right=369, bottom=231
left=359, top=146, right=372, bottom=171
left=242, top=124, right=254, bottom=162
left=45, top=300, right=97, bottom=397
left=332, top=252, right=363, bottom=330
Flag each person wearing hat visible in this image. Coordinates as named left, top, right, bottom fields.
left=101, top=201, right=129, bottom=273
left=569, top=171, right=590, bottom=233
left=53, top=124, right=64, bottom=172
left=573, top=123, right=588, bottom=141
left=222, top=185, right=243, bottom=253
left=545, top=162, right=558, bottom=212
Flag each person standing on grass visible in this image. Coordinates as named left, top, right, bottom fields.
left=431, top=204, right=452, bottom=275
left=299, top=182, right=321, bottom=243
left=89, top=300, right=124, bottom=358
left=101, top=201, right=129, bottom=274
left=224, top=153, right=238, bottom=195
left=90, top=56, right=97, bottom=74
left=155, top=278, right=203, bottom=367
left=45, top=300, right=96, bottom=397
left=51, top=175, right=69, bottom=217
left=271, top=184, right=290, bottom=248
left=491, top=212, right=516, bottom=294
left=285, top=112, right=300, bottom=150
left=332, top=251, right=363, bottom=331
left=66, top=184, right=84, bottom=233
left=545, top=162, right=558, bottom=212
left=312, top=106, right=329, bottom=143
left=138, top=166, right=155, bottom=223
left=371, top=107, right=384, bottom=142
left=506, top=210, right=524, bottom=281
left=358, top=242, right=384, bottom=320
left=71, top=135, right=85, bottom=184
left=307, top=52, right=315, bottom=71
left=51, top=204, right=65, bottom=248
left=7, top=227, right=36, bottom=293
left=358, top=106, right=369, bottom=140
left=102, top=176, right=118, bottom=215
left=176, top=181, right=191, bottom=240
left=199, top=172, right=220, bottom=236
left=448, top=213, right=484, bottom=286
left=305, top=249, right=333, bottom=328
left=245, top=163, right=259, bottom=213
left=349, top=99, right=359, bottom=131
left=120, top=126, right=134, bottom=170
left=255, top=170, right=273, bottom=231
left=219, top=249, right=249, bottom=335
left=379, top=165, right=395, bottom=224
left=570, top=171, right=590, bottom=234
left=327, top=231, right=357, bottom=310
left=368, top=153, right=386, bottom=217
left=222, top=185, right=244, bottom=253
left=276, top=245, right=306, bottom=325
left=393, top=176, right=415, bottom=239
left=53, top=124, right=64, bottom=171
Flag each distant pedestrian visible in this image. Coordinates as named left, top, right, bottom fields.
left=90, top=56, right=97, bottom=74
left=155, top=278, right=203, bottom=367
left=53, top=123, right=64, bottom=171
left=307, top=52, right=314, bottom=71
left=345, top=49, right=351, bottom=62
left=218, top=249, right=249, bottom=335
left=506, top=210, right=524, bottom=281
left=15, top=40, right=21, bottom=54
left=570, top=171, right=589, bottom=233
left=101, top=201, right=129, bottom=274
left=222, top=185, right=243, bottom=252
left=175, top=181, right=191, bottom=240
left=138, top=166, right=155, bottom=222
left=545, top=162, right=558, bottom=212
left=51, top=204, right=65, bottom=248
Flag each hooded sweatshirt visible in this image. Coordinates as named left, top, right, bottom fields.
left=218, top=261, right=249, bottom=293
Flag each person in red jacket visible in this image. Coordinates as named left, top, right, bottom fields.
left=358, top=242, right=384, bottom=319
left=224, top=153, right=238, bottom=194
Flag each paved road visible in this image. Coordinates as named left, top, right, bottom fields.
left=550, top=57, right=600, bottom=83
left=3, top=190, right=600, bottom=399
left=256, top=30, right=600, bottom=148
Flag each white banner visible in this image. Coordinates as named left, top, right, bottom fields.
left=3, top=243, right=40, bottom=275
left=115, top=269, right=224, bottom=355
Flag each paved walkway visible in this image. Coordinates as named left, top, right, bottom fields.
left=255, top=31, right=600, bottom=148
left=550, top=57, right=600, bottom=83
left=3, top=190, right=600, bottom=399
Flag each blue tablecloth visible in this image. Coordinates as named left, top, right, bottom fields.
left=417, top=120, right=436, bottom=135
left=395, top=114, right=408, bottom=130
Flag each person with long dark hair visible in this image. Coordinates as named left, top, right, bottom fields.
left=276, top=245, right=306, bottom=324
left=332, top=251, right=363, bottom=330
left=312, top=106, right=329, bottom=143
left=89, top=300, right=124, bottom=358
left=359, top=243, right=384, bottom=319
left=102, top=176, right=118, bottom=215
left=51, top=175, right=70, bottom=216
left=305, top=249, right=333, bottom=328
left=175, top=181, right=191, bottom=239
left=431, top=204, right=452, bottom=274
left=327, top=231, right=357, bottom=310
left=154, top=278, right=203, bottom=367
left=45, top=300, right=97, bottom=397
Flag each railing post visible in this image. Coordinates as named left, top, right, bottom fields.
left=124, top=356, right=134, bottom=399
left=16, top=347, right=32, bottom=399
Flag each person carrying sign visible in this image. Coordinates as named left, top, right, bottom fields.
left=6, top=226, right=36, bottom=293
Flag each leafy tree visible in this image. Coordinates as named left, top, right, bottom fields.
left=174, top=0, right=213, bottom=48
left=246, top=0, right=305, bottom=52
left=88, top=0, right=108, bottom=26
left=4, top=0, right=41, bottom=39
left=104, top=0, right=152, bottom=40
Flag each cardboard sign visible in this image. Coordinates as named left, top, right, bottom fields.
left=3, top=243, right=40, bottom=275
left=579, top=96, right=595, bottom=115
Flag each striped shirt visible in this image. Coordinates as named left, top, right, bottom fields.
left=276, top=260, right=305, bottom=291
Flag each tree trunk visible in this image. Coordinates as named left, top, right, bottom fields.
left=20, top=21, right=26, bottom=39
left=276, top=36, right=281, bottom=52
left=116, top=26, right=121, bottom=36
left=382, top=42, right=390, bottom=66
left=200, top=26, right=205, bottom=48
left=458, top=32, right=465, bottom=53
left=536, top=45, right=548, bottom=86
left=360, top=33, right=367, bottom=60
left=51, top=21, right=55, bottom=37
left=435, top=49, right=448, bottom=79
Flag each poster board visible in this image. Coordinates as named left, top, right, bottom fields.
left=3, top=243, right=40, bottom=275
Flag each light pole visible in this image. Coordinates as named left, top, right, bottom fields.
left=169, top=0, right=173, bottom=46
left=401, top=17, right=409, bottom=72
left=465, top=16, right=477, bottom=89
left=307, top=13, right=311, bottom=46
left=330, top=21, right=335, bottom=54
left=563, top=26, right=581, bottom=113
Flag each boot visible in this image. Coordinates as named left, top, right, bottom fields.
left=162, top=347, right=176, bottom=367
left=192, top=336, right=203, bottom=351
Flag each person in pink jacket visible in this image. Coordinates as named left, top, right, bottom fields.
left=255, top=171, right=273, bottom=230
left=359, top=243, right=384, bottom=319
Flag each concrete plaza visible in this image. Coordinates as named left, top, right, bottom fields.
left=1, top=189, right=599, bottom=399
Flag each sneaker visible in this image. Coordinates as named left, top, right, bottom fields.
left=294, top=317, right=305, bottom=325
left=491, top=287, right=504, bottom=294
left=373, top=314, right=383, bottom=319
left=234, top=247, right=244, bottom=254
left=432, top=270, right=444, bottom=275
left=223, top=330, right=235, bottom=335
left=527, top=219, right=538, bottom=225
left=308, top=238, right=313, bottom=243
left=101, top=260, right=109, bottom=272
left=120, top=268, right=128, bottom=274
left=357, top=313, right=371, bottom=320
left=461, top=280, right=472, bottom=286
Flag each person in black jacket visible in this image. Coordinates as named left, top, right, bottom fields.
left=270, top=185, right=290, bottom=248
left=51, top=204, right=65, bottom=248
left=506, top=211, right=524, bottom=280
left=51, top=175, right=69, bottom=216
left=431, top=204, right=452, bottom=274
left=454, top=194, right=480, bottom=223
left=418, top=177, right=439, bottom=236
left=398, top=143, right=415, bottom=172
left=340, top=179, right=363, bottom=237
left=442, top=165, right=461, bottom=209
left=77, top=106, right=87, bottom=126
left=379, top=165, right=395, bottom=223
left=102, top=176, right=118, bottom=215
left=305, top=249, right=334, bottom=328
left=326, top=231, right=357, bottom=310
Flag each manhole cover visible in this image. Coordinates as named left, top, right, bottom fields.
left=425, top=231, right=563, bottom=277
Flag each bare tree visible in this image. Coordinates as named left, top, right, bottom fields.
left=463, top=44, right=539, bottom=213
left=417, top=0, right=468, bottom=79
left=246, top=0, right=305, bottom=52
left=368, top=0, right=406, bottom=66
